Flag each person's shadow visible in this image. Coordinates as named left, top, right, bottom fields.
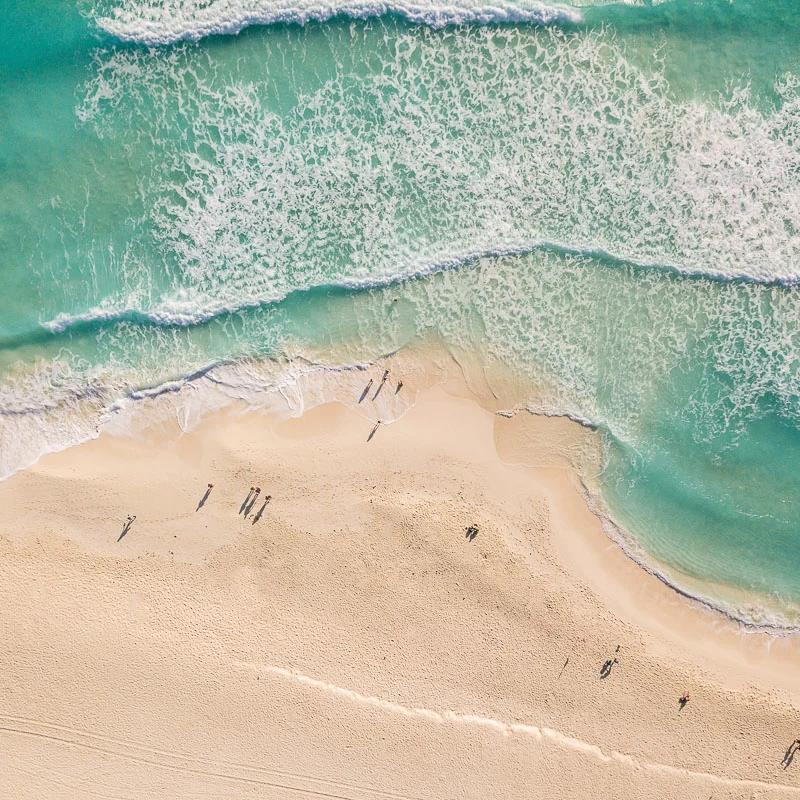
left=465, top=526, right=478, bottom=542
left=240, top=490, right=254, bottom=515
left=117, top=519, right=134, bottom=542
left=600, top=658, right=617, bottom=679
left=196, top=486, right=212, bottom=511
left=244, top=493, right=259, bottom=517
left=782, top=741, right=800, bottom=769
left=359, top=380, right=373, bottom=403
left=252, top=496, right=272, bottom=524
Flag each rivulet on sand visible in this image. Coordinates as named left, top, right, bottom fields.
left=2, top=377, right=800, bottom=799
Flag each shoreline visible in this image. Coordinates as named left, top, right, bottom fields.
left=6, top=340, right=800, bottom=634
left=2, top=369, right=800, bottom=796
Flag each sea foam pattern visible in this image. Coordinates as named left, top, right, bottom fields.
left=91, top=0, right=583, bottom=44
left=74, top=25, right=800, bottom=344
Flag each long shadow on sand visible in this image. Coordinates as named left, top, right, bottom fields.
left=252, top=496, right=272, bottom=524
left=117, top=520, right=134, bottom=542
left=359, top=380, right=373, bottom=403
left=240, top=490, right=255, bottom=514
left=196, top=487, right=211, bottom=511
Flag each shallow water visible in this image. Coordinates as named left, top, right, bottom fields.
left=3, top=0, right=800, bottom=627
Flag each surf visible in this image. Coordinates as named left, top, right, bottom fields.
left=90, top=0, right=583, bottom=45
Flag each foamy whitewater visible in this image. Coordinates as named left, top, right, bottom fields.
left=4, top=0, right=800, bottom=628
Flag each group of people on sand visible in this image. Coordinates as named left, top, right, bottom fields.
left=245, top=485, right=272, bottom=505
left=122, top=481, right=276, bottom=534
left=364, top=369, right=403, bottom=400
left=364, top=369, right=404, bottom=439
left=600, top=644, right=691, bottom=707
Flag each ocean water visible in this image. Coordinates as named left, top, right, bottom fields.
left=4, top=0, right=800, bottom=627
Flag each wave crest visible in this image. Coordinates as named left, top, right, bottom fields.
left=92, top=0, right=583, bottom=45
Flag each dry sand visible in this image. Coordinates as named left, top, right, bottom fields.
left=2, top=374, right=800, bottom=799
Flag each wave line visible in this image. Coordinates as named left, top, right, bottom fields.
left=94, top=0, right=584, bottom=46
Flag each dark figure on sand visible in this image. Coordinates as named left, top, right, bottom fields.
left=359, top=379, right=374, bottom=403
left=196, top=482, right=214, bottom=511
left=600, top=645, right=621, bottom=678
left=678, top=692, right=691, bottom=710
left=465, top=525, right=479, bottom=542
left=118, top=515, right=136, bottom=542
left=395, top=380, right=404, bottom=394
left=783, top=739, right=800, bottom=769
left=373, top=370, right=390, bottom=400
left=240, top=487, right=256, bottom=514
left=368, top=420, right=382, bottom=442
left=243, top=488, right=261, bottom=517
left=252, top=495, right=272, bottom=524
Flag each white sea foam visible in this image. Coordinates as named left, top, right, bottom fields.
left=91, top=0, right=583, bottom=45
left=76, top=27, right=800, bottom=311
left=38, top=240, right=691, bottom=335
left=0, top=346, right=425, bottom=483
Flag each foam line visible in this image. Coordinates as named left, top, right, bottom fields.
left=93, top=0, right=583, bottom=45
left=38, top=237, right=800, bottom=340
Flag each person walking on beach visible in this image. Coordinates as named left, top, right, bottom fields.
left=197, top=483, right=214, bottom=511
left=359, top=378, right=374, bottom=403
left=373, top=369, right=390, bottom=400
left=118, top=515, right=136, bottom=542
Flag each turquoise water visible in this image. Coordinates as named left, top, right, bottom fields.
left=4, top=0, right=800, bottom=626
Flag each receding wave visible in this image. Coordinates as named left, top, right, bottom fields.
left=91, top=0, right=583, bottom=45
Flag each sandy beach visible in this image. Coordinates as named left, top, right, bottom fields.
left=2, top=371, right=800, bottom=799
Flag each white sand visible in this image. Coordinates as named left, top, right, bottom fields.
left=2, top=375, right=800, bottom=799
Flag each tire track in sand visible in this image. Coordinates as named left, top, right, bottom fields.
left=0, top=713, right=419, bottom=800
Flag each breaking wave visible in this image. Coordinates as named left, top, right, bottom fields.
left=91, top=0, right=583, bottom=45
